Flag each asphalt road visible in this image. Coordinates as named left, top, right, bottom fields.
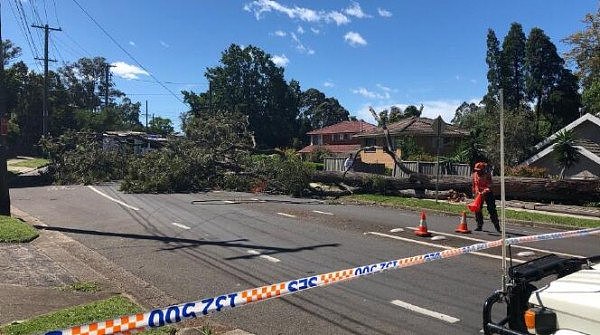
left=11, top=184, right=600, bottom=335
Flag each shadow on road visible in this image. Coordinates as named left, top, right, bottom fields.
left=8, top=173, right=53, bottom=189
left=34, top=225, right=340, bottom=257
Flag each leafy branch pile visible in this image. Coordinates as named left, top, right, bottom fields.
left=42, top=112, right=314, bottom=196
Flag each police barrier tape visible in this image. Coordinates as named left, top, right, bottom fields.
left=46, top=227, right=600, bottom=335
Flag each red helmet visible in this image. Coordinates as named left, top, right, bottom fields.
left=474, top=162, right=486, bottom=171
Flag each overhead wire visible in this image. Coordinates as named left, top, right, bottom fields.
left=70, top=0, right=186, bottom=105
left=9, top=0, right=43, bottom=70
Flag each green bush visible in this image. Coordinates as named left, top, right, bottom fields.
left=506, top=165, right=548, bottom=178
left=246, top=151, right=314, bottom=196
left=121, top=140, right=215, bottom=193
left=304, top=161, right=324, bottom=171
left=40, top=131, right=129, bottom=184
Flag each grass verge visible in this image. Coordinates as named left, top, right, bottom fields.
left=9, top=158, right=50, bottom=169
left=344, top=194, right=600, bottom=228
left=0, top=295, right=176, bottom=335
left=0, top=216, right=39, bottom=243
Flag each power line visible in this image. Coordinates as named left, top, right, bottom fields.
left=9, top=0, right=42, bottom=70
left=52, top=0, right=61, bottom=28
left=125, top=77, right=207, bottom=86
left=70, top=0, right=185, bottom=105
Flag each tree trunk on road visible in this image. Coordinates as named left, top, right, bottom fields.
left=312, top=171, right=600, bottom=203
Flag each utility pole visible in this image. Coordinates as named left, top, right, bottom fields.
left=104, top=63, right=115, bottom=108
left=32, top=24, right=61, bottom=135
left=0, top=2, right=11, bottom=215
left=145, top=100, right=148, bottom=129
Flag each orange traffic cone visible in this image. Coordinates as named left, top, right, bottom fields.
left=415, top=211, right=432, bottom=237
left=455, top=211, right=471, bottom=234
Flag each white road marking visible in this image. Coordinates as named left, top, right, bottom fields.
left=312, top=210, right=333, bottom=215
left=87, top=186, right=140, bottom=211
left=404, top=227, right=584, bottom=258
left=431, top=235, right=446, bottom=241
left=390, top=228, right=404, bottom=233
left=277, top=212, right=297, bottom=218
left=517, top=251, right=536, bottom=257
left=171, top=222, right=191, bottom=230
left=223, top=200, right=236, bottom=204
left=390, top=299, right=460, bottom=323
left=247, top=250, right=281, bottom=263
left=365, top=232, right=525, bottom=263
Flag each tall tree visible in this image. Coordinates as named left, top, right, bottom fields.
left=59, top=57, right=123, bottom=110
left=403, top=105, right=423, bottom=118
left=299, top=88, right=349, bottom=130
left=563, top=7, right=600, bottom=115
left=501, top=23, right=527, bottom=111
left=1, top=39, right=21, bottom=65
left=483, top=29, right=502, bottom=109
left=148, top=116, right=174, bottom=136
left=193, top=44, right=299, bottom=148
left=525, top=28, right=565, bottom=133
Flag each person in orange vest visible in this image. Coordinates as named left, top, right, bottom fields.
left=472, top=162, right=500, bottom=232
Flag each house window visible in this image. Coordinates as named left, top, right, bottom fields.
left=364, top=138, right=376, bottom=152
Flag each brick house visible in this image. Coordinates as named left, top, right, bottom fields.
left=298, top=120, right=377, bottom=159
left=353, top=117, right=469, bottom=169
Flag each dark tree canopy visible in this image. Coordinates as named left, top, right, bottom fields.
left=189, top=44, right=299, bottom=148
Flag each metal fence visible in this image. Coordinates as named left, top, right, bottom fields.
left=393, top=161, right=471, bottom=178
left=324, top=158, right=471, bottom=177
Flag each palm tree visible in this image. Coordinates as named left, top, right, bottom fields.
left=553, top=130, right=579, bottom=179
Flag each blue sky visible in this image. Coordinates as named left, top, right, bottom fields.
left=3, top=0, right=597, bottom=130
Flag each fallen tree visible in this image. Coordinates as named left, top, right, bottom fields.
left=312, top=171, right=600, bottom=204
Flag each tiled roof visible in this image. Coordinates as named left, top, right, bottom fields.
left=298, top=144, right=361, bottom=154
left=355, top=117, right=469, bottom=138
left=576, top=139, right=600, bottom=157
left=306, top=121, right=377, bottom=135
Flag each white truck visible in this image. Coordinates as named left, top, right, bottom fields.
left=483, top=254, right=600, bottom=335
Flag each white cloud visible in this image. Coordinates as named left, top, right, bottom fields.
left=376, top=84, right=393, bottom=92
left=311, top=27, right=320, bottom=34
left=352, top=87, right=389, bottom=99
left=160, top=40, right=170, bottom=48
left=274, top=30, right=287, bottom=37
left=470, top=79, right=478, bottom=84
left=377, top=8, right=393, bottom=17
left=271, top=54, right=289, bottom=67
left=324, top=81, right=334, bottom=87
left=110, top=61, right=149, bottom=80
left=244, top=0, right=350, bottom=25
left=327, top=11, right=350, bottom=25
left=128, top=41, right=136, bottom=47
left=344, top=2, right=370, bottom=18
left=344, top=31, right=367, bottom=47
left=297, top=26, right=305, bottom=34
left=291, top=32, right=315, bottom=55
left=455, top=75, right=460, bottom=81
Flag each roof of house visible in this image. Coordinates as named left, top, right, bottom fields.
left=533, top=113, right=600, bottom=150
left=523, top=113, right=600, bottom=167
left=306, top=120, right=377, bottom=135
left=298, top=144, right=361, bottom=154
left=354, top=117, right=469, bottom=138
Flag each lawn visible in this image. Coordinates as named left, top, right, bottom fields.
left=0, top=295, right=176, bottom=335
left=9, top=158, right=50, bottom=170
left=0, top=216, right=39, bottom=243
left=344, top=194, right=600, bottom=228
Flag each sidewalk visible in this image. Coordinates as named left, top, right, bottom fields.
left=2, top=207, right=249, bottom=335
